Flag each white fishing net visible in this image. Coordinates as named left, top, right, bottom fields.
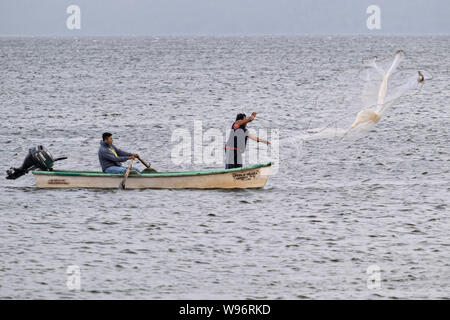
left=293, top=50, right=425, bottom=142
left=360, top=50, right=422, bottom=117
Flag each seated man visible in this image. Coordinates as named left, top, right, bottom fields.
left=98, top=132, right=141, bottom=174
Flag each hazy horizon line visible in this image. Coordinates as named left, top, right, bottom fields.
left=1, top=32, right=449, bottom=38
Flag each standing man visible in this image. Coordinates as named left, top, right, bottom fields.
left=225, top=112, right=270, bottom=169
left=98, top=132, right=141, bottom=174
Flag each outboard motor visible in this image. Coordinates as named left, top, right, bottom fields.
left=6, top=146, right=67, bottom=180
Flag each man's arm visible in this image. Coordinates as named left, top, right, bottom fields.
left=115, top=146, right=133, bottom=157
left=101, top=149, right=129, bottom=163
left=115, top=147, right=139, bottom=159
left=248, top=133, right=271, bottom=145
left=235, top=112, right=257, bottom=127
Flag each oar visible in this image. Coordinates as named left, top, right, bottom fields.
left=119, top=158, right=134, bottom=190
left=138, top=155, right=157, bottom=173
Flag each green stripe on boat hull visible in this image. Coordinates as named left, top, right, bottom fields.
left=32, top=162, right=272, bottom=189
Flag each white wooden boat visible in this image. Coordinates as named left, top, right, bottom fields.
left=32, top=162, right=272, bottom=189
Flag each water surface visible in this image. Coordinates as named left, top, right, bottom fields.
left=0, top=36, right=449, bottom=299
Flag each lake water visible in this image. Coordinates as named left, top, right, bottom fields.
left=0, top=36, right=449, bottom=299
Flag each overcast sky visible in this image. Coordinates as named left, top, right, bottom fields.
left=1, top=0, right=449, bottom=36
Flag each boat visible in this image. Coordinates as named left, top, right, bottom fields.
left=31, top=162, right=272, bottom=189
